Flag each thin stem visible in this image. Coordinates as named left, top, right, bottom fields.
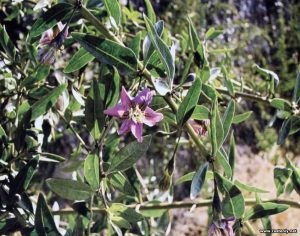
left=52, top=198, right=300, bottom=215
left=244, top=221, right=257, bottom=236
left=216, top=88, right=272, bottom=105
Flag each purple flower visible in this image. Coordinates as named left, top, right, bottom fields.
left=37, top=22, right=69, bottom=64
left=104, top=87, right=163, bottom=142
left=208, top=217, right=235, bottom=236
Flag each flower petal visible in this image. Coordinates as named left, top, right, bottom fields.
left=121, top=86, right=132, bottom=107
left=131, top=122, right=143, bottom=142
left=118, top=119, right=132, bottom=135
left=133, top=88, right=153, bottom=108
left=39, top=30, right=53, bottom=45
left=143, top=107, right=163, bottom=127
left=104, top=104, right=127, bottom=118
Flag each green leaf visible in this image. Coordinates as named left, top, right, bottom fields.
left=177, top=78, right=202, bottom=126
left=253, top=64, right=279, bottom=87
left=270, top=98, right=292, bottom=112
left=222, top=100, right=235, bottom=141
left=35, top=193, right=61, bottom=236
left=85, top=78, right=105, bottom=139
left=110, top=216, right=131, bottom=229
left=221, top=65, right=235, bottom=96
left=243, top=202, right=289, bottom=221
left=228, top=132, right=235, bottom=180
left=191, top=105, right=210, bottom=120
left=216, top=150, right=232, bottom=179
left=21, top=65, right=51, bottom=88
left=29, top=84, right=66, bottom=121
left=0, top=24, right=16, bottom=60
left=205, top=27, right=223, bottom=40
left=108, top=172, right=135, bottom=196
left=289, top=116, right=300, bottom=135
left=215, top=173, right=245, bottom=218
left=175, top=171, right=195, bottom=185
left=190, top=162, right=209, bottom=200
left=46, top=178, right=93, bottom=201
left=286, top=158, right=300, bottom=194
left=64, top=48, right=94, bottom=73
left=100, top=66, right=120, bottom=109
left=139, top=201, right=167, bottom=217
left=108, top=203, right=143, bottom=223
left=234, top=180, right=269, bottom=193
left=10, top=158, right=38, bottom=195
left=39, top=152, right=66, bottom=162
left=128, top=32, right=141, bottom=58
left=84, top=153, right=100, bottom=190
left=30, top=3, right=73, bottom=37
left=108, top=136, right=152, bottom=173
left=210, top=99, right=224, bottom=157
left=273, top=167, right=292, bottom=197
left=143, top=20, right=164, bottom=65
left=202, top=84, right=217, bottom=101
left=72, top=33, right=137, bottom=75
left=277, top=118, right=292, bottom=145
left=261, top=217, right=272, bottom=236
left=293, top=70, right=300, bottom=103
left=143, top=15, right=175, bottom=83
left=232, top=111, right=252, bottom=124
left=187, top=17, right=200, bottom=51
left=104, top=0, right=122, bottom=26
left=144, top=0, right=156, bottom=24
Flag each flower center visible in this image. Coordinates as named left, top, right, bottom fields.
left=129, top=106, right=145, bottom=123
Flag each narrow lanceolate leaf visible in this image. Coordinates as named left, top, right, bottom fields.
left=277, top=118, right=292, bottom=145
left=191, top=105, right=210, bottom=120
left=293, top=70, right=300, bottom=103
left=72, top=33, right=137, bottom=75
left=108, top=172, right=135, bottom=196
left=108, top=136, right=152, bottom=173
left=35, top=194, right=61, bottom=236
left=221, top=65, right=235, bottom=96
left=187, top=17, right=200, bottom=51
left=190, top=162, right=209, bottom=200
left=0, top=24, right=16, bottom=60
left=85, top=79, right=105, bottom=139
left=243, top=202, right=289, bottom=221
left=232, top=111, right=252, bottom=124
left=175, top=171, right=196, bottom=185
left=46, top=179, right=93, bottom=201
left=205, top=27, right=223, bottom=40
left=104, top=0, right=122, bottom=26
left=30, top=3, right=73, bottom=37
left=216, top=150, right=232, bottom=179
left=143, top=20, right=164, bottom=64
left=228, top=132, right=235, bottom=180
left=84, top=153, right=100, bottom=190
left=10, top=158, right=38, bottom=195
left=253, top=64, right=279, bottom=86
left=286, top=158, right=300, bottom=194
left=143, top=15, right=175, bottom=83
left=129, top=32, right=142, bottom=58
left=210, top=99, right=224, bottom=157
left=108, top=203, right=144, bottom=223
left=177, top=78, right=202, bottom=126
left=222, top=100, right=235, bottom=141
left=270, top=98, right=292, bottom=112
left=144, top=0, right=156, bottom=23
left=100, top=67, right=120, bottom=108
left=29, top=84, right=66, bottom=121
left=64, top=48, right=94, bottom=73
left=215, top=173, right=245, bottom=218
left=234, top=180, right=269, bottom=193
left=273, top=167, right=292, bottom=197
